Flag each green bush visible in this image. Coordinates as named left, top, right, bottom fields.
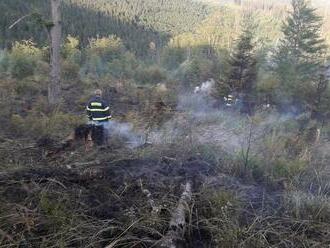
left=87, top=35, right=124, bottom=62
left=15, top=78, right=43, bottom=97
left=62, top=35, right=81, bottom=64
left=82, top=36, right=127, bottom=78
left=161, top=46, right=186, bottom=70
left=81, top=54, right=110, bottom=78
left=62, top=60, right=80, bottom=81
left=8, top=40, right=42, bottom=79
left=135, top=65, right=167, bottom=84
left=108, top=51, right=139, bottom=79
left=10, top=111, right=83, bottom=138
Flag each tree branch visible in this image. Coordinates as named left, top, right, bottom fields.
left=8, top=14, right=32, bottom=29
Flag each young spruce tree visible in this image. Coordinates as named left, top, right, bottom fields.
left=274, top=0, right=327, bottom=111
left=228, top=21, right=257, bottom=114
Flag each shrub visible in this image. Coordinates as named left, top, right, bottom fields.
left=161, top=46, right=186, bottom=70
left=81, top=54, right=107, bottom=78
left=87, top=36, right=124, bottom=62
left=135, top=65, right=167, bottom=84
left=108, top=51, right=139, bottom=79
left=62, top=35, right=81, bottom=64
left=82, top=36, right=126, bottom=78
left=8, top=40, right=42, bottom=79
left=256, top=72, right=280, bottom=102
left=16, top=82, right=42, bottom=102
left=10, top=111, right=83, bottom=138
left=62, top=60, right=80, bottom=81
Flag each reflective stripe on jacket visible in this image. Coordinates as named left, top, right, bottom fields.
left=86, top=96, right=111, bottom=122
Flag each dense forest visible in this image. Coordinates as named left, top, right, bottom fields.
left=0, top=0, right=330, bottom=247
left=0, top=0, right=209, bottom=56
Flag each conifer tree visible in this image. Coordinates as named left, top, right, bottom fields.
left=228, top=23, right=257, bottom=113
left=273, top=0, right=327, bottom=109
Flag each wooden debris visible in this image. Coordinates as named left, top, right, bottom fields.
left=161, top=181, right=192, bottom=248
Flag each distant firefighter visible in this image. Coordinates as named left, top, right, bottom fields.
left=224, top=94, right=234, bottom=107
left=86, top=89, right=112, bottom=146
left=86, top=89, right=112, bottom=123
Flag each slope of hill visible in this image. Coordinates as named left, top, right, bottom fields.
left=0, top=0, right=210, bottom=56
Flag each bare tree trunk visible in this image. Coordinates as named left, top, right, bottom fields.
left=49, top=0, right=61, bottom=106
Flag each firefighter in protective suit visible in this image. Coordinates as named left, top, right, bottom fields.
left=86, top=89, right=111, bottom=145
left=224, top=94, right=234, bottom=107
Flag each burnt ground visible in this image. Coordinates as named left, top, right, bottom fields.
left=0, top=137, right=286, bottom=248
left=1, top=138, right=329, bottom=248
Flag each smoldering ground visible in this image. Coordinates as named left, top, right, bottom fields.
left=104, top=120, right=145, bottom=148
left=100, top=78, right=308, bottom=155
left=148, top=79, right=311, bottom=157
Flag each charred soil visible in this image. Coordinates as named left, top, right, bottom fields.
left=0, top=137, right=329, bottom=248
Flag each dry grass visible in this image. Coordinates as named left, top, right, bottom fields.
left=1, top=108, right=330, bottom=247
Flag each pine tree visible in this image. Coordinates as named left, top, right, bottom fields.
left=228, top=25, right=257, bottom=114
left=273, top=0, right=327, bottom=109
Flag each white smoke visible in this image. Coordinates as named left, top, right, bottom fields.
left=179, top=79, right=217, bottom=117
left=100, top=78, right=307, bottom=153
left=148, top=78, right=308, bottom=156
left=194, top=79, right=215, bottom=95
left=99, top=79, right=219, bottom=149
left=104, top=120, right=145, bottom=148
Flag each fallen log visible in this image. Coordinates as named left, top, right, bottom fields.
left=161, top=181, right=192, bottom=248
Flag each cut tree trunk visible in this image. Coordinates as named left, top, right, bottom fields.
left=161, top=181, right=192, bottom=248
left=49, top=0, right=61, bottom=106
